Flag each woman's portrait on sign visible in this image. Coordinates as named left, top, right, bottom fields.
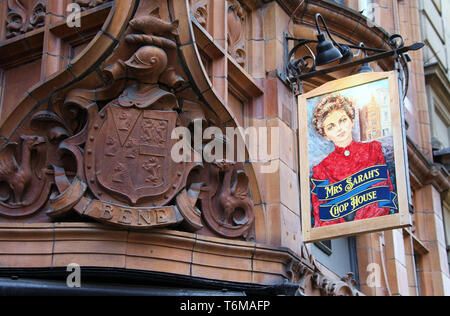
left=299, top=72, right=411, bottom=243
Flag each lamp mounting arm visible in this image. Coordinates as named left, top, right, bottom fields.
left=283, top=30, right=425, bottom=96
left=315, top=13, right=343, bottom=51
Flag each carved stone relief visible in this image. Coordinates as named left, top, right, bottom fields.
left=0, top=134, right=47, bottom=213
left=311, top=272, right=361, bottom=296
left=287, top=245, right=362, bottom=296
left=188, top=161, right=255, bottom=239
left=74, top=0, right=111, bottom=11
left=227, top=0, right=247, bottom=68
left=190, top=0, right=209, bottom=29
left=0, top=8, right=255, bottom=241
left=5, top=0, right=46, bottom=39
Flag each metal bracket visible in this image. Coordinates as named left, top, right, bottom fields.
left=283, top=33, right=424, bottom=97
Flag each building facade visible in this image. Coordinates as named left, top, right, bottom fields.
left=359, top=95, right=382, bottom=142
left=418, top=0, right=450, bottom=279
left=0, top=0, right=448, bottom=296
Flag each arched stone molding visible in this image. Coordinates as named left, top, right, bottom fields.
left=0, top=0, right=265, bottom=244
left=171, top=0, right=266, bottom=243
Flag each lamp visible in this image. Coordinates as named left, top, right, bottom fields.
left=315, top=14, right=343, bottom=66
left=357, top=62, right=374, bottom=73
left=283, top=16, right=425, bottom=96
left=316, top=33, right=342, bottom=66
left=357, top=43, right=374, bottom=73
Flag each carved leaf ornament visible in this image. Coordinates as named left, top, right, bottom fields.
left=6, top=0, right=46, bottom=39
left=227, top=0, right=247, bottom=68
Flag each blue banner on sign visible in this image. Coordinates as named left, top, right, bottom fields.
left=311, top=165, right=397, bottom=222
left=318, top=186, right=397, bottom=222
left=311, top=165, right=389, bottom=201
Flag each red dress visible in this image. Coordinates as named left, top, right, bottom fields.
left=311, top=140, right=393, bottom=228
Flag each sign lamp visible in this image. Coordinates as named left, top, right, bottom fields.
left=282, top=13, right=425, bottom=96
left=314, top=13, right=343, bottom=66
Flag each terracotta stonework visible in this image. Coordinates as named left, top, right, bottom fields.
left=5, top=0, right=46, bottom=39
left=0, top=0, right=448, bottom=296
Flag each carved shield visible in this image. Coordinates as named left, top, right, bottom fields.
left=85, top=103, right=185, bottom=207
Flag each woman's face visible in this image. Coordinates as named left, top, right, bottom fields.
left=323, top=109, right=354, bottom=148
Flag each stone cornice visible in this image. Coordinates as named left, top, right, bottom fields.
left=424, top=62, right=450, bottom=109
left=0, top=222, right=363, bottom=296
left=408, top=136, right=450, bottom=193
left=276, top=0, right=391, bottom=44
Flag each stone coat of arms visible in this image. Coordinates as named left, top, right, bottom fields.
left=0, top=12, right=255, bottom=240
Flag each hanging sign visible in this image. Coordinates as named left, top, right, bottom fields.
left=299, top=71, right=411, bottom=243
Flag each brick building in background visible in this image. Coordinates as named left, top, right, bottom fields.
left=0, top=0, right=448, bottom=296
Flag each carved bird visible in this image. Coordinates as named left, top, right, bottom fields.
left=0, top=135, right=46, bottom=206
left=217, top=162, right=252, bottom=225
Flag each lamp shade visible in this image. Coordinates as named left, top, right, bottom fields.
left=316, top=33, right=343, bottom=66
left=357, top=62, right=374, bottom=73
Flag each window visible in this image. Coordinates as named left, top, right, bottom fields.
left=414, top=254, right=422, bottom=296
left=431, top=101, right=450, bottom=149
left=359, top=0, right=379, bottom=26
left=359, top=0, right=370, bottom=13
left=331, top=0, right=377, bottom=15
left=432, top=0, right=442, bottom=13
left=315, top=240, right=332, bottom=256
left=311, top=237, right=359, bottom=285
left=443, top=207, right=450, bottom=271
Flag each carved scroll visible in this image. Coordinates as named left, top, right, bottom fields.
left=81, top=201, right=184, bottom=229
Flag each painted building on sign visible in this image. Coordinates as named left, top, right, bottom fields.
left=359, top=95, right=382, bottom=142
left=0, top=0, right=448, bottom=296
